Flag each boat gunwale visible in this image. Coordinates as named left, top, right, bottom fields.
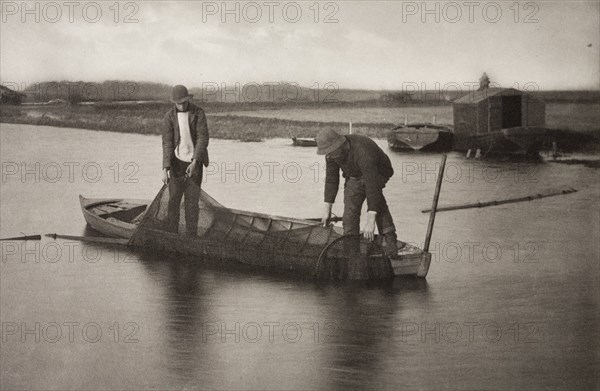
left=80, top=195, right=324, bottom=227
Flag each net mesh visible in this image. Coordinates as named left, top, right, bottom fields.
left=129, top=185, right=391, bottom=279
left=315, top=234, right=392, bottom=280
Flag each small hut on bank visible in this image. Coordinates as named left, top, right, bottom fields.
left=453, top=87, right=546, bottom=139
left=0, top=85, right=26, bottom=105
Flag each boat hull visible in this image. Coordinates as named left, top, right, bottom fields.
left=79, top=196, right=431, bottom=278
left=291, top=137, right=318, bottom=147
left=386, top=125, right=453, bottom=152
left=79, top=196, right=145, bottom=239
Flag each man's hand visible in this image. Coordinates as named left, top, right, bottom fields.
left=185, top=160, right=199, bottom=178
left=162, top=168, right=170, bottom=185
left=321, top=203, right=333, bottom=226
left=364, top=211, right=377, bottom=241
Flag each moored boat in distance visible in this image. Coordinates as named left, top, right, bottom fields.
left=79, top=194, right=431, bottom=278
left=386, top=123, right=454, bottom=152
left=291, top=137, right=318, bottom=147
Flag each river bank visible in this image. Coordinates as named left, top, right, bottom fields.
left=1, top=101, right=599, bottom=151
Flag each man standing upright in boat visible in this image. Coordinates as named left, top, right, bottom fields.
left=317, top=129, right=399, bottom=257
left=162, top=84, right=209, bottom=236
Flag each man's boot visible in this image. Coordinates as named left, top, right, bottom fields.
left=384, top=231, right=399, bottom=258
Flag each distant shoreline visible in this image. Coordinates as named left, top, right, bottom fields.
left=10, top=80, right=600, bottom=106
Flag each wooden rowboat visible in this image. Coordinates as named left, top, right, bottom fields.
left=386, top=124, right=454, bottom=152
left=79, top=196, right=147, bottom=239
left=79, top=195, right=431, bottom=278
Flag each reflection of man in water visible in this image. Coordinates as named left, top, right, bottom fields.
left=317, top=129, right=398, bottom=257
left=162, top=85, right=209, bottom=236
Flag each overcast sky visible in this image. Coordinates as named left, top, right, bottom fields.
left=1, top=1, right=598, bottom=90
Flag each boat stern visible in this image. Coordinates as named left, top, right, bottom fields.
left=390, top=243, right=432, bottom=277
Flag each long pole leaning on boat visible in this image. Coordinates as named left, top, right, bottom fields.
left=0, top=235, right=41, bottom=241
left=421, top=187, right=578, bottom=213
left=424, top=154, right=447, bottom=253
left=44, top=233, right=129, bottom=245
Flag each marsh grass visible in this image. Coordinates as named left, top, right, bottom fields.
left=0, top=102, right=391, bottom=140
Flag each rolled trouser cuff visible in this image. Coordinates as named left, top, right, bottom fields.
left=381, top=226, right=396, bottom=235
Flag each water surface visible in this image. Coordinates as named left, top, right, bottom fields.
left=1, top=124, right=598, bottom=390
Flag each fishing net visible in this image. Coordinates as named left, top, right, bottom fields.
left=315, top=234, right=392, bottom=280
left=128, top=185, right=392, bottom=280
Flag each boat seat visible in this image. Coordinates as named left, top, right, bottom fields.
left=101, top=205, right=147, bottom=223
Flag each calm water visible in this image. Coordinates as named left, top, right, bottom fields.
left=1, top=124, right=599, bottom=390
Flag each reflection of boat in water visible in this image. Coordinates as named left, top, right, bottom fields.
left=291, top=137, right=317, bottom=147
left=79, top=189, right=432, bottom=279
left=452, top=87, right=549, bottom=156
left=386, top=124, right=454, bottom=152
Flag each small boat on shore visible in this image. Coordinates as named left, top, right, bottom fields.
left=79, top=192, right=431, bottom=279
left=386, top=124, right=454, bottom=152
left=291, top=137, right=318, bottom=147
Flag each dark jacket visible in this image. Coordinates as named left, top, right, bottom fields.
left=324, top=135, right=394, bottom=212
left=162, top=103, right=209, bottom=169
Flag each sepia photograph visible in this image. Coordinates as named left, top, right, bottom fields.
left=1, top=1, right=599, bottom=389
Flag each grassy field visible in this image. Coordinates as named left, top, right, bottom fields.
left=215, top=103, right=599, bottom=131
left=0, top=102, right=392, bottom=141
left=214, top=106, right=454, bottom=125
left=545, top=103, right=600, bottom=131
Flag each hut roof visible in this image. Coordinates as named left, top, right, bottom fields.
left=454, top=87, right=521, bottom=104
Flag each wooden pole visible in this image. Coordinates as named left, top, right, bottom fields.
left=45, top=233, right=129, bottom=245
left=0, top=235, right=41, bottom=241
left=424, top=155, right=447, bottom=252
left=421, top=188, right=577, bottom=213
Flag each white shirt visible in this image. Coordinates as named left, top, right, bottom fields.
left=175, top=112, right=194, bottom=162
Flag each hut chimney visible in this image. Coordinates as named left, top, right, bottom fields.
left=478, top=72, right=490, bottom=91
